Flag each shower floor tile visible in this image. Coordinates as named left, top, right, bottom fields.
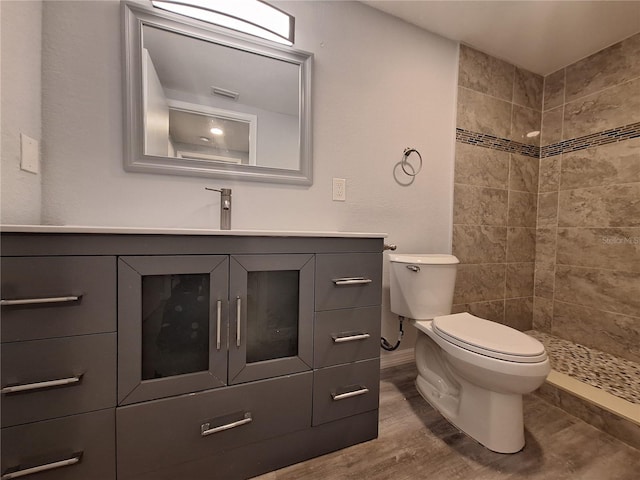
left=528, top=330, right=640, bottom=405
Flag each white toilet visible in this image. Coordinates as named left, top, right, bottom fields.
left=389, top=254, right=550, bottom=453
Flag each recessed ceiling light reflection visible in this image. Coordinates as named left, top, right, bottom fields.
left=210, top=127, right=224, bottom=136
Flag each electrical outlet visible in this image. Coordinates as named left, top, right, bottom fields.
left=332, top=178, right=346, bottom=201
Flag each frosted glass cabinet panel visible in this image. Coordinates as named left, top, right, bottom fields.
left=229, top=255, right=314, bottom=384
left=118, top=255, right=229, bottom=405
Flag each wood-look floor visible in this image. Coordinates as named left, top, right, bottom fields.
left=254, top=363, right=640, bottom=480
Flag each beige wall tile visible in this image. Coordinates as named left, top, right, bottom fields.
left=558, top=184, right=640, bottom=228
left=543, top=68, right=565, bottom=111
left=541, top=107, right=563, bottom=147
left=554, top=265, right=640, bottom=317
left=539, top=156, right=561, bottom=193
left=536, top=227, right=557, bottom=265
left=560, top=138, right=640, bottom=190
left=453, top=184, right=508, bottom=226
left=505, top=297, right=533, bottom=331
left=514, top=67, right=543, bottom=111
left=452, top=225, right=507, bottom=264
left=556, top=227, right=640, bottom=273
left=453, top=263, right=506, bottom=304
left=452, top=299, right=505, bottom=323
left=508, top=191, right=537, bottom=227
left=533, top=297, right=553, bottom=332
left=457, top=87, right=512, bottom=138
left=565, top=32, right=640, bottom=103
left=534, top=262, right=555, bottom=299
left=454, top=142, right=509, bottom=189
left=537, top=192, right=559, bottom=227
left=509, top=154, right=539, bottom=193
left=510, top=105, right=541, bottom=146
left=507, top=227, right=536, bottom=262
left=458, top=45, right=514, bottom=101
left=506, top=262, right=535, bottom=298
left=563, top=77, right=640, bottom=140
left=552, top=300, right=640, bottom=363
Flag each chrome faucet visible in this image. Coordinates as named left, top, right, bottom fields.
left=205, top=187, right=232, bottom=230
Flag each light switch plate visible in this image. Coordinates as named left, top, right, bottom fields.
left=20, top=133, right=40, bottom=174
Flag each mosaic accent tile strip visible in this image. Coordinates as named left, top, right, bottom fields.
left=457, top=121, right=640, bottom=159
left=456, top=128, right=539, bottom=158
left=541, top=121, right=640, bottom=158
left=527, top=330, right=640, bottom=405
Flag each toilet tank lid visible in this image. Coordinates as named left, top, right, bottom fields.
left=388, top=254, right=459, bottom=265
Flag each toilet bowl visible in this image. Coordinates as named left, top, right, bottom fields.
left=389, top=254, right=550, bottom=453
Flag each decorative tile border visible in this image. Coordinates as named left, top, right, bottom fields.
left=455, top=128, right=539, bottom=158
left=456, top=121, right=640, bottom=160
left=541, top=121, right=640, bottom=158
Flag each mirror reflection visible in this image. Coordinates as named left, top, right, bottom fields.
left=124, top=3, right=313, bottom=184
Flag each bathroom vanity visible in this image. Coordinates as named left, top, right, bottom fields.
left=0, top=226, right=384, bottom=480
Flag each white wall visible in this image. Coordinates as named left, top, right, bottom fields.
left=1, top=0, right=43, bottom=224
left=36, top=0, right=458, bottom=351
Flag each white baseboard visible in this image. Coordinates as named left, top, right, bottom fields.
left=380, top=348, right=414, bottom=369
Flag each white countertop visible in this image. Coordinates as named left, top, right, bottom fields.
left=0, top=225, right=387, bottom=239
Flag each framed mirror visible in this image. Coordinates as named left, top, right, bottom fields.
left=123, top=2, right=313, bottom=185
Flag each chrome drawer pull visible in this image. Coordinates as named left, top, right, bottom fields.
left=1, top=375, right=82, bottom=394
left=236, top=296, right=242, bottom=348
left=331, top=386, right=369, bottom=401
left=0, top=295, right=81, bottom=306
left=201, top=412, right=252, bottom=437
left=332, top=277, right=372, bottom=286
left=1, top=453, right=82, bottom=479
left=332, top=333, right=371, bottom=343
left=216, top=300, right=222, bottom=350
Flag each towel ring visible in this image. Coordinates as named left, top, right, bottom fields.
left=401, top=148, right=423, bottom=177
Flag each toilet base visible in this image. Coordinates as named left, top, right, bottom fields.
left=416, top=373, right=525, bottom=453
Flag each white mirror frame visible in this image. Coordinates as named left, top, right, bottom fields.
left=122, top=1, right=313, bottom=185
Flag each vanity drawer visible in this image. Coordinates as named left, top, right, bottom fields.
left=116, top=371, right=312, bottom=479
left=1, top=256, right=116, bottom=342
left=1, top=333, right=117, bottom=427
left=312, top=358, right=380, bottom=426
left=315, top=253, right=382, bottom=311
left=1, top=408, right=116, bottom=480
left=314, top=306, right=381, bottom=368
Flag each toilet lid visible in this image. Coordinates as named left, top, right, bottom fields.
left=432, top=313, right=547, bottom=363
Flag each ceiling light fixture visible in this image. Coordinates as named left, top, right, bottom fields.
left=210, top=127, right=224, bottom=136
left=151, top=0, right=295, bottom=46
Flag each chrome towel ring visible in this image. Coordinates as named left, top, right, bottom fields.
left=401, top=148, right=423, bottom=177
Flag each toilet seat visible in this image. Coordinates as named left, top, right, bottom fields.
left=432, top=313, right=547, bottom=363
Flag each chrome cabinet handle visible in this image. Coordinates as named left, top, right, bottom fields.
left=332, top=333, right=371, bottom=343
left=0, top=295, right=81, bottom=306
left=216, top=300, right=222, bottom=350
left=201, top=412, right=252, bottom=437
left=1, top=375, right=82, bottom=394
left=1, top=453, right=82, bottom=479
left=236, top=296, right=241, bottom=348
left=331, top=386, right=369, bottom=401
left=332, top=277, right=372, bottom=286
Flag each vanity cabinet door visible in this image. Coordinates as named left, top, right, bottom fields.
left=228, top=254, right=314, bottom=384
left=117, top=255, right=229, bottom=405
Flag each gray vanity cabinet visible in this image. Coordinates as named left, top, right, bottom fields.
left=0, top=231, right=383, bottom=480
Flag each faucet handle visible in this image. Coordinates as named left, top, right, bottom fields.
left=205, top=187, right=232, bottom=195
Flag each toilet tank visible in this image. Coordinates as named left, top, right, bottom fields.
left=389, top=254, right=459, bottom=320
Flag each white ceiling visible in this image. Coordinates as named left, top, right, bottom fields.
left=363, top=1, right=640, bottom=75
